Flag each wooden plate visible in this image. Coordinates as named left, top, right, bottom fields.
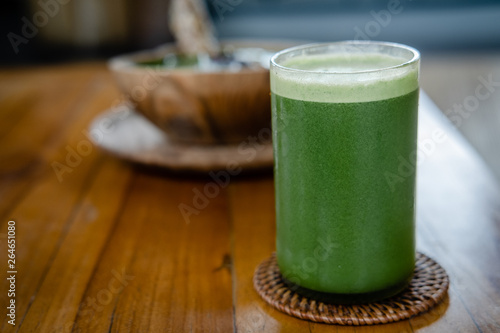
left=89, top=106, right=274, bottom=173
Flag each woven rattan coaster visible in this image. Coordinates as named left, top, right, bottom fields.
left=253, top=252, right=449, bottom=325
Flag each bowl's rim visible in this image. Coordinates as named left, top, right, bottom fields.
left=108, top=38, right=308, bottom=75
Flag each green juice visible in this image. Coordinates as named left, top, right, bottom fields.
left=271, top=43, right=420, bottom=301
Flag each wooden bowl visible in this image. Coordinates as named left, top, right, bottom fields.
left=109, top=40, right=295, bottom=145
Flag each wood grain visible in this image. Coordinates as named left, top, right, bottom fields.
left=0, top=63, right=499, bottom=332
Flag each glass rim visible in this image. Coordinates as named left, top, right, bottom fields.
left=270, top=41, right=420, bottom=75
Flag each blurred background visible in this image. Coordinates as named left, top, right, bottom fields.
left=1, top=0, right=500, bottom=181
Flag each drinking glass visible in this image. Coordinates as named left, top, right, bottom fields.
left=271, top=41, right=420, bottom=303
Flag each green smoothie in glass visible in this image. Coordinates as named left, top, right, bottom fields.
left=271, top=41, right=420, bottom=303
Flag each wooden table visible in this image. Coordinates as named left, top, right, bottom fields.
left=0, top=63, right=499, bottom=332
